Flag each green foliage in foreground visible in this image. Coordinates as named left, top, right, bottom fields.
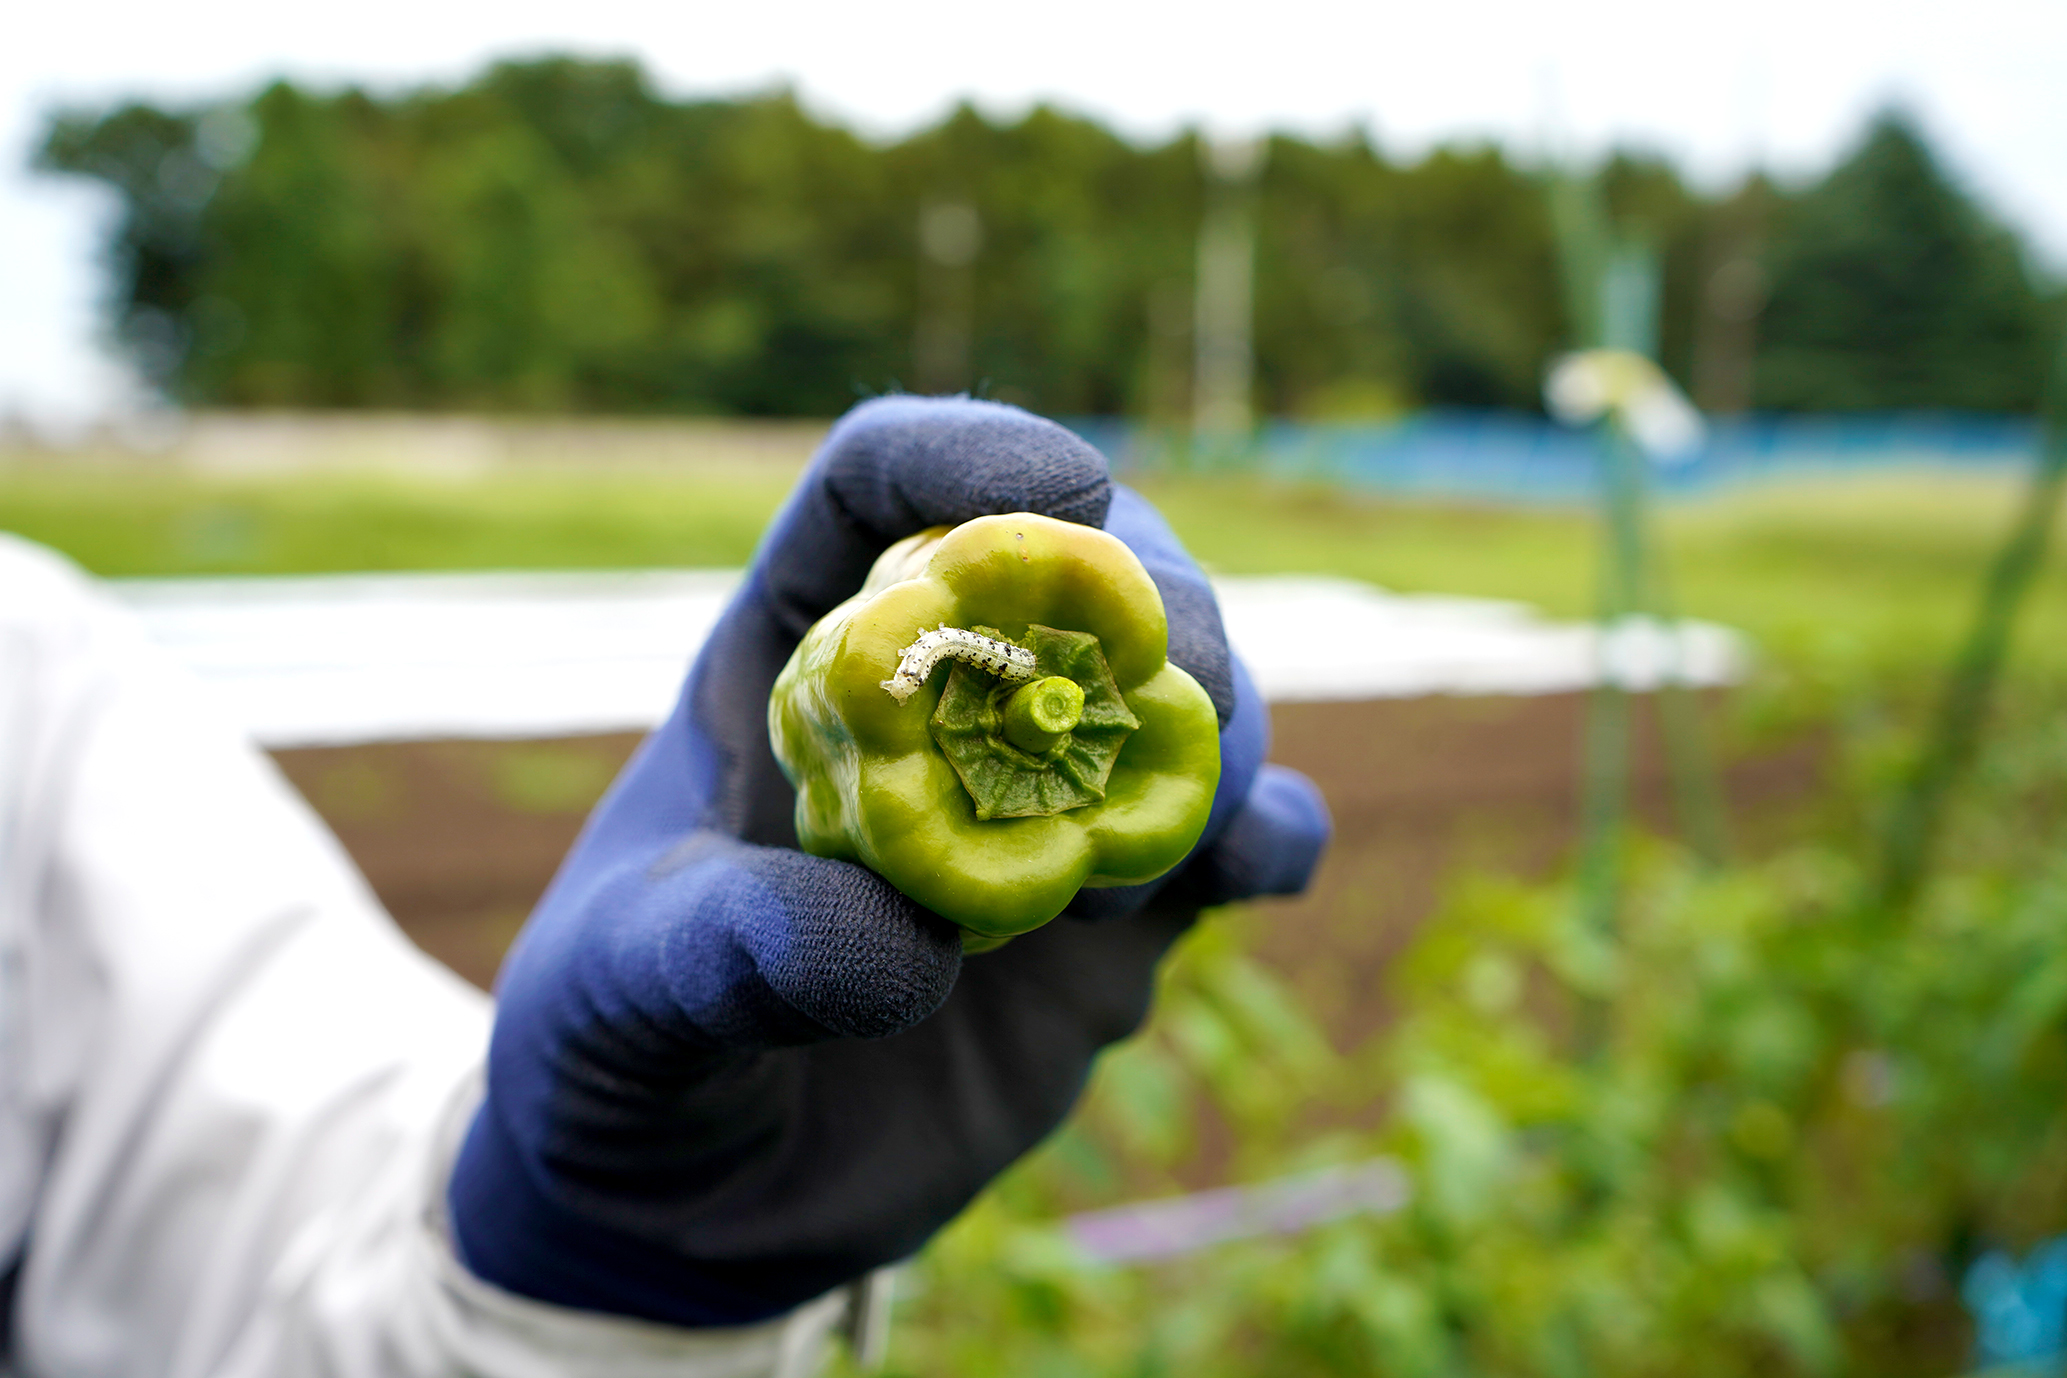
left=12, top=454, right=2067, bottom=1372
left=850, top=435, right=2067, bottom=1372
left=851, top=678, right=2067, bottom=1376
left=862, top=464, right=2067, bottom=1374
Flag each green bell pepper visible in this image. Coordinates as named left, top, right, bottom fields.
left=768, top=512, right=1221, bottom=942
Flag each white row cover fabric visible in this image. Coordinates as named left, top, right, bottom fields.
left=0, top=537, right=846, bottom=1377
left=112, top=570, right=1747, bottom=749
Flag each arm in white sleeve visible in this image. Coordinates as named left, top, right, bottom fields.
left=0, top=536, right=844, bottom=1378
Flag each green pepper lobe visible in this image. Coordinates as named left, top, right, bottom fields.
left=767, top=510, right=1221, bottom=939
left=929, top=624, right=1143, bottom=820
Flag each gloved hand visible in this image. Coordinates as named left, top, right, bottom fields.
left=447, top=396, right=1330, bottom=1327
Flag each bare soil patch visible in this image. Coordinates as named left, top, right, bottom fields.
left=271, top=693, right=1824, bottom=1031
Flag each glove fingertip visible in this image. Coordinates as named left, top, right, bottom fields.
left=827, top=395, right=1114, bottom=535
left=1104, top=486, right=1236, bottom=727
left=1189, top=763, right=1332, bottom=907
left=746, top=850, right=964, bottom=1040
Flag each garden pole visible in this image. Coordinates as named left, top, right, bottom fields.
left=1550, top=170, right=1632, bottom=945
left=1873, top=343, right=2067, bottom=917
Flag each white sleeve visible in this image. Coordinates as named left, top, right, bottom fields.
left=0, top=537, right=845, bottom=1378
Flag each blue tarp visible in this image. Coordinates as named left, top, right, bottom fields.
left=1064, top=412, right=2043, bottom=503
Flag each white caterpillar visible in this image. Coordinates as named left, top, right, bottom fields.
left=881, top=625, right=1038, bottom=703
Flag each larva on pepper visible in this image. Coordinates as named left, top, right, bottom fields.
left=881, top=625, right=1039, bottom=703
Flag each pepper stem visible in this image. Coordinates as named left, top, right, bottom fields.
left=1002, top=676, right=1086, bottom=755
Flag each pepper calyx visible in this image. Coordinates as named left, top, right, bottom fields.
left=928, top=624, right=1142, bottom=820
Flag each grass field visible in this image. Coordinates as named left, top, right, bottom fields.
left=6, top=447, right=2062, bottom=714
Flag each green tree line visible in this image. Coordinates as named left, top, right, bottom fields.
left=36, top=57, right=2061, bottom=418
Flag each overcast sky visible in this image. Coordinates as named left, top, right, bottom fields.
left=6, top=0, right=2064, bottom=427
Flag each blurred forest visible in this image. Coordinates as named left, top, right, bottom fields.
left=36, top=57, right=2061, bottom=419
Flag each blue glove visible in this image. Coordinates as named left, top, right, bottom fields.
left=447, top=396, right=1330, bottom=1326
